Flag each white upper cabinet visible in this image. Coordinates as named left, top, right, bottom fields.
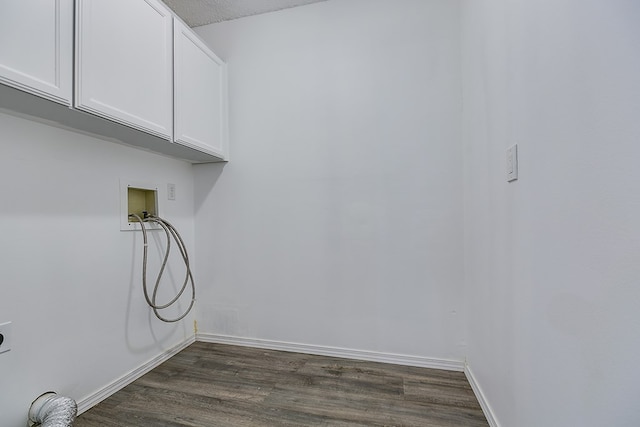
left=75, top=0, right=173, bottom=139
left=0, top=0, right=73, bottom=105
left=0, top=0, right=227, bottom=163
left=174, top=19, right=229, bottom=159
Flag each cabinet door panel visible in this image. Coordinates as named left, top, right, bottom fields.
left=76, top=0, right=173, bottom=139
left=174, top=20, right=228, bottom=159
left=0, top=0, right=72, bottom=104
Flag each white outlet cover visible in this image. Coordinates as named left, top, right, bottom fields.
left=0, top=321, right=12, bottom=354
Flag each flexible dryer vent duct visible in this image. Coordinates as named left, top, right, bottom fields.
left=28, top=392, right=77, bottom=427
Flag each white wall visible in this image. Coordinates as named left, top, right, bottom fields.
left=7, top=1, right=636, bottom=425
left=462, top=0, right=640, bottom=426
left=0, top=112, right=195, bottom=427
left=193, top=0, right=465, bottom=361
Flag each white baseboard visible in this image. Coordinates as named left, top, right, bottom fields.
left=464, top=363, right=500, bottom=427
left=196, top=333, right=464, bottom=372
left=76, top=335, right=196, bottom=414
left=75, top=333, right=472, bottom=417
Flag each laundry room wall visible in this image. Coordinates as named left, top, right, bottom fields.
left=461, top=0, right=640, bottom=425
left=193, top=0, right=466, bottom=362
left=0, top=112, right=196, bottom=427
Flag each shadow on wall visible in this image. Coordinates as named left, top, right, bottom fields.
left=193, top=162, right=227, bottom=213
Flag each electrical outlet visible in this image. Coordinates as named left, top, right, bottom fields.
left=0, top=321, right=12, bottom=354
left=167, top=183, right=176, bottom=201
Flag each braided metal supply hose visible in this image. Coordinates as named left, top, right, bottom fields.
left=129, top=213, right=196, bottom=323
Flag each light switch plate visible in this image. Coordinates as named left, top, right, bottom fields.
left=507, top=144, right=518, bottom=182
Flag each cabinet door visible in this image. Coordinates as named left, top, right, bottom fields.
left=0, top=0, right=72, bottom=105
left=75, top=0, right=173, bottom=139
left=174, top=19, right=228, bottom=159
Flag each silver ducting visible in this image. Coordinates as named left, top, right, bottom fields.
left=28, top=392, right=77, bottom=427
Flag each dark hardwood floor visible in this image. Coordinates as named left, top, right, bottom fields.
left=75, top=342, right=488, bottom=426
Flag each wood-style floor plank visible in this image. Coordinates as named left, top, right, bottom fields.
left=75, top=342, right=488, bottom=426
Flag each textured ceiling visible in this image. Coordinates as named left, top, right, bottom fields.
left=162, top=0, right=328, bottom=27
